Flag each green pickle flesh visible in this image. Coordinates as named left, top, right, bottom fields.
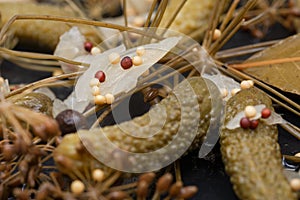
left=220, top=88, right=296, bottom=200
left=13, top=92, right=53, bottom=116
left=54, top=77, right=212, bottom=172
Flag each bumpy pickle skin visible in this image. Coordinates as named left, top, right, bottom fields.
left=54, top=77, right=213, bottom=172
left=160, top=0, right=230, bottom=41
left=220, top=88, right=296, bottom=200
left=0, top=2, right=100, bottom=51
left=13, top=92, right=53, bottom=116
left=160, top=0, right=216, bottom=39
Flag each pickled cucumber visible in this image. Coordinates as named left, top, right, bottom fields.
left=0, top=2, right=101, bottom=51
left=220, top=88, right=296, bottom=200
left=54, top=77, right=213, bottom=172
left=13, top=92, right=53, bottom=116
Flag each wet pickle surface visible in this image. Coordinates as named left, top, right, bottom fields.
left=220, top=88, right=296, bottom=200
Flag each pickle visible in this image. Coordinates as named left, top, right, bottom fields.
left=13, top=92, right=53, bottom=116
left=220, top=88, right=296, bottom=200
left=0, top=2, right=100, bottom=51
left=54, top=77, right=213, bottom=172
left=160, top=0, right=216, bottom=40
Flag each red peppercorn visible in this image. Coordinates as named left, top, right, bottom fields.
left=261, top=108, right=271, bottom=118
left=249, top=120, right=259, bottom=129
left=120, top=56, right=133, bottom=69
left=94, top=70, right=106, bottom=82
left=84, top=41, right=93, bottom=52
left=240, top=117, right=250, bottom=129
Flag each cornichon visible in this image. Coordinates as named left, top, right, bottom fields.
left=220, top=87, right=296, bottom=200
left=54, top=77, right=213, bottom=172
left=13, top=92, right=53, bottom=116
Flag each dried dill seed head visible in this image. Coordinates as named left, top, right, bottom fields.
left=13, top=188, right=30, bottom=200
left=44, top=118, right=61, bottom=137
left=55, top=109, right=88, bottom=135
left=178, top=186, right=198, bottom=199
left=0, top=125, right=3, bottom=137
left=137, top=180, right=149, bottom=198
left=36, top=182, right=57, bottom=200
left=1, top=143, right=16, bottom=161
left=105, top=191, right=129, bottom=200
left=169, top=181, right=183, bottom=197
left=32, top=118, right=60, bottom=141
left=156, top=173, right=173, bottom=193
left=19, top=159, right=29, bottom=176
left=0, top=185, right=4, bottom=199
left=139, top=172, right=156, bottom=184
left=14, top=92, right=53, bottom=116
left=54, top=154, right=75, bottom=170
left=136, top=172, right=198, bottom=199
left=14, top=135, right=28, bottom=154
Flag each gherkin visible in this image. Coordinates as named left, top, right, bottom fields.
left=220, top=87, right=296, bottom=200
left=54, top=77, right=212, bottom=172
left=0, top=2, right=100, bottom=51
left=13, top=92, right=53, bottom=116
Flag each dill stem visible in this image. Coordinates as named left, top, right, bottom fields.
left=36, top=145, right=55, bottom=152
left=229, top=56, right=300, bottom=69
left=141, top=0, right=169, bottom=45
left=151, top=0, right=168, bottom=28
left=91, top=107, right=113, bottom=129
left=0, top=14, right=163, bottom=46
left=50, top=171, right=62, bottom=191
left=2, top=171, right=20, bottom=185
left=5, top=109, right=31, bottom=145
left=208, top=0, right=257, bottom=54
left=283, top=155, right=300, bottom=163
left=144, top=0, right=159, bottom=28
left=0, top=47, right=88, bottom=67
left=280, top=123, right=300, bottom=140
left=5, top=71, right=83, bottom=98
left=202, top=0, right=221, bottom=49
left=41, top=153, right=54, bottom=163
left=137, top=0, right=158, bottom=46
left=210, top=19, right=245, bottom=55
left=226, top=66, right=300, bottom=112
left=215, top=39, right=278, bottom=59
left=151, top=191, right=160, bottom=200
left=106, top=182, right=137, bottom=192
left=121, top=0, right=134, bottom=49
left=174, top=161, right=182, bottom=182
left=100, top=171, right=122, bottom=192
left=220, top=0, right=240, bottom=32
left=161, top=0, right=188, bottom=30
left=2, top=54, right=59, bottom=66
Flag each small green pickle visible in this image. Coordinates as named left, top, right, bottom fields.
left=54, top=77, right=212, bottom=172
left=220, top=88, right=296, bottom=200
left=13, top=92, right=53, bottom=116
